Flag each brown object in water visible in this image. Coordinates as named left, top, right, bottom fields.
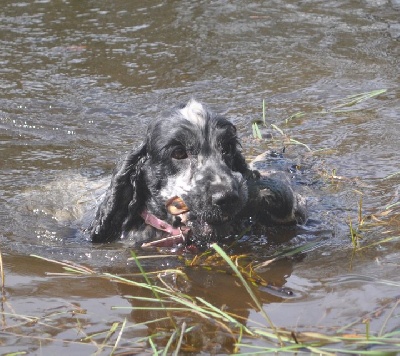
left=141, top=234, right=185, bottom=248
left=165, top=196, right=190, bottom=215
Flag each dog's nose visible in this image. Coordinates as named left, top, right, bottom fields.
left=212, top=189, right=240, bottom=212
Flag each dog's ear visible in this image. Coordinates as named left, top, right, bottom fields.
left=90, top=143, right=147, bottom=243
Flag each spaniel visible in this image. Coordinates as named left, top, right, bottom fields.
left=89, top=100, right=306, bottom=248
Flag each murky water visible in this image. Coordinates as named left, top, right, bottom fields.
left=1, top=0, right=399, bottom=354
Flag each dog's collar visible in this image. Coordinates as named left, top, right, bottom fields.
left=140, top=209, right=191, bottom=248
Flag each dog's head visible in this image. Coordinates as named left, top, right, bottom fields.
left=144, top=100, right=250, bottom=244
left=90, top=100, right=253, bottom=246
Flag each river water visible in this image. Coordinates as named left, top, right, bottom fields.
left=1, top=0, right=399, bottom=354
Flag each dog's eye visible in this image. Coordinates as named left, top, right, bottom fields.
left=221, top=143, right=234, bottom=156
left=171, top=147, right=188, bottom=160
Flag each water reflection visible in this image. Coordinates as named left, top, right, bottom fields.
left=116, top=257, right=295, bottom=353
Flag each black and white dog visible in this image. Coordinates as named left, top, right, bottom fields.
left=89, top=100, right=306, bottom=248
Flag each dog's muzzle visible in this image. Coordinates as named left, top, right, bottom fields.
left=140, top=209, right=192, bottom=248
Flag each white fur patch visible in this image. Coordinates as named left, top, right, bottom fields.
left=180, top=99, right=206, bottom=127
left=160, top=169, right=193, bottom=201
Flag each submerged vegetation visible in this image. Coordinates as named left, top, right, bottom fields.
left=347, top=192, right=400, bottom=254
left=1, top=244, right=399, bottom=355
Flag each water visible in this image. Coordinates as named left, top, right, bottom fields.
left=1, top=0, right=399, bottom=353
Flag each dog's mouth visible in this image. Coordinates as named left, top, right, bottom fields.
left=141, top=196, right=235, bottom=250
left=166, top=196, right=190, bottom=216
left=166, top=195, right=234, bottom=227
left=141, top=196, right=191, bottom=249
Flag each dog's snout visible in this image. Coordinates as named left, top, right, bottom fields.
left=212, top=188, right=240, bottom=211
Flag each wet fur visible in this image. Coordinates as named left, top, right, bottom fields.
left=89, top=100, right=306, bottom=245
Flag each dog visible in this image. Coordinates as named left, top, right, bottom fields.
left=88, top=100, right=307, bottom=248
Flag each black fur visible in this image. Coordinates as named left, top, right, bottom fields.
left=89, top=100, right=306, bottom=245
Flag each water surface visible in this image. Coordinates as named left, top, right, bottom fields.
left=1, top=0, right=399, bottom=353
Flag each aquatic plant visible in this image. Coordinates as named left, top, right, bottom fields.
left=252, top=89, right=387, bottom=153
left=0, top=249, right=394, bottom=354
